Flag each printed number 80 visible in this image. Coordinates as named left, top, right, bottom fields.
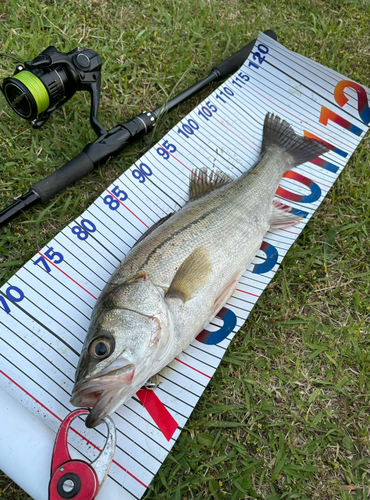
left=71, top=219, right=97, bottom=241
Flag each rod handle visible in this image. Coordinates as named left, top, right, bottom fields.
left=31, top=152, right=94, bottom=203
left=212, top=29, right=277, bottom=80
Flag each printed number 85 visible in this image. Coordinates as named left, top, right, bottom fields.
left=104, top=186, right=128, bottom=211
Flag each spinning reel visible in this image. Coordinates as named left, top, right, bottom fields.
left=1, top=46, right=105, bottom=136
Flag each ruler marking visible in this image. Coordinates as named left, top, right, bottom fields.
left=157, top=143, right=193, bottom=173
left=212, top=115, right=261, bottom=154
left=1, top=339, right=73, bottom=395
left=174, top=358, right=212, bottom=379
left=57, top=229, right=117, bottom=275
left=107, top=189, right=150, bottom=228
left=170, top=123, right=248, bottom=179
left=262, top=43, right=365, bottom=125
left=119, top=399, right=179, bottom=445
left=26, top=261, right=94, bottom=312
left=231, top=81, right=350, bottom=164
left=146, top=150, right=189, bottom=200
left=1, top=315, right=76, bottom=368
left=0, top=290, right=80, bottom=356
left=40, top=253, right=98, bottom=300
left=110, top=178, right=159, bottom=224
left=71, top=213, right=128, bottom=266
left=258, top=61, right=360, bottom=146
left=180, top=348, right=220, bottom=369
left=236, top=288, right=260, bottom=298
left=89, top=204, right=135, bottom=254
left=15, top=273, right=89, bottom=339
left=25, top=265, right=91, bottom=322
left=244, top=82, right=352, bottom=150
left=1, top=332, right=75, bottom=382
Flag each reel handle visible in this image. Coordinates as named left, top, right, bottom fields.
left=212, top=29, right=277, bottom=79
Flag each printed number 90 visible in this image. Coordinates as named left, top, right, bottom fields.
left=132, top=163, right=153, bottom=183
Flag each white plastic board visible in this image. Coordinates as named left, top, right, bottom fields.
left=1, top=32, right=369, bottom=499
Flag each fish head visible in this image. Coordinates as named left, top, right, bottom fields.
left=70, top=273, right=173, bottom=428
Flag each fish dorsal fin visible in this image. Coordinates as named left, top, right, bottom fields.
left=166, top=247, right=212, bottom=302
left=270, top=200, right=302, bottom=230
left=189, top=168, right=232, bottom=200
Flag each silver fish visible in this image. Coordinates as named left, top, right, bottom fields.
left=70, top=113, right=328, bottom=428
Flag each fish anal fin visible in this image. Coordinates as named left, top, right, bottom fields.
left=189, top=167, right=233, bottom=200
left=270, top=200, right=302, bottom=230
left=166, top=247, right=211, bottom=302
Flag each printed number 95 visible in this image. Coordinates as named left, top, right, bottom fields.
left=157, top=140, right=177, bottom=160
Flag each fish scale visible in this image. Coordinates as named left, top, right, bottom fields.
left=118, top=148, right=294, bottom=298
left=70, top=113, right=329, bottom=428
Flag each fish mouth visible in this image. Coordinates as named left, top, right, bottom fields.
left=70, top=358, right=135, bottom=428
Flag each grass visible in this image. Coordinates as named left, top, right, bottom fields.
left=0, top=0, right=370, bottom=499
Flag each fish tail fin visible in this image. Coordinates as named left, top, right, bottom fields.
left=262, top=113, right=329, bottom=170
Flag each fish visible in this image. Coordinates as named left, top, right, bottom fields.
left=70, top=113, right=329, bottom=428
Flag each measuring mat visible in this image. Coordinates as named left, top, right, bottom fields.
left=1, top=32, right=369, bottom=499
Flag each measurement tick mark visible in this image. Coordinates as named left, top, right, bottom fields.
left=39, top=253, right=98, bottom=300
left=106, top=189, right=149, bottom=228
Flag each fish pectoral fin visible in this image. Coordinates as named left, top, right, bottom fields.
left=189, top=167, right=233, bottom=200
left=270, top=200, right=302, bottom=230
left=166, top=247, right=212, bottom=302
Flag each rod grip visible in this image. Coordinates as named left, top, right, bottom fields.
left=31, top=152, right=94, bottom=203
left=212, top=29, right=277, bottom=80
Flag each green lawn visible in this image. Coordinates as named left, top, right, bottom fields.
left=0, top=0, right=370, bottom=499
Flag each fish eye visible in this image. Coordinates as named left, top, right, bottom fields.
left=89, top=338, right=112, bottom=360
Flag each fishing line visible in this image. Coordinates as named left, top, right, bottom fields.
left=11, top=71, right=50, bottom=114
left=0, top=53, right=24, bottom=64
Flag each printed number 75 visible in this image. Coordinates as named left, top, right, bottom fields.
left=34, top=247, right=64, bottom=273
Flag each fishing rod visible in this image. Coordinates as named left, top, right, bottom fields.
left=0, top=30, right=277, bottom=229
